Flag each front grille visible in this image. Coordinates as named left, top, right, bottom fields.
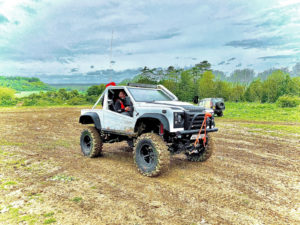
left=180, top=105, right=205, bottom=112
left=184, top=112, right=205, bottom=130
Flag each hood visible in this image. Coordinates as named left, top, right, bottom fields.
left=136, top=101, right=205, bottom=112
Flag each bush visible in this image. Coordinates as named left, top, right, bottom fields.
left=276, top=95, right=300, bottom=108
left=67, top=96, right=87, bottom=105
left=0, top=87, right=17, bottom=106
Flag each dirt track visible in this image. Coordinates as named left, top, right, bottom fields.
left=0, top=107, right=299, bottom=224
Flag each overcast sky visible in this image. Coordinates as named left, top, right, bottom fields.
left=0, top=0, right=300, bottom=76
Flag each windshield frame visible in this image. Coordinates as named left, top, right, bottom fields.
left=127, top=87, right=173, bottom=102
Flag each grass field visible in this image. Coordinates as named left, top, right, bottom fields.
left=224, top=102, right=300, bottom=123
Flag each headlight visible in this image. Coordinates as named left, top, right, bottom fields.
left=174, top=112, right=184, bottom=128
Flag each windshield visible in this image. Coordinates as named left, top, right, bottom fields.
left=128, top=88, right=172, bottom=102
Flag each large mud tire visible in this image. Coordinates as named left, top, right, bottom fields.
left=186, top=134, right=214, bottom=162
left=80, top=127, right=103, bottom=158
left=216, top=101, right=225, bottom=110
left=217, top=111, right=223, bottom=117
left=134, top=133, right=170, bottom=177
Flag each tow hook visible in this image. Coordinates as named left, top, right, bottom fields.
left=188, top=149, right=199, bottom=155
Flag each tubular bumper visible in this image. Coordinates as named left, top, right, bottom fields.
left=176, top=127, right=218, bottom=135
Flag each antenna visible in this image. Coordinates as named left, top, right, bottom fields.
left=109, top=29, right=114, bottom=82
left=109, top=30, right=114, bottom=68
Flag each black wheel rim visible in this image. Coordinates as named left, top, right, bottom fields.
left=136, top=140, right=158, bottom=172
left=140, top=144, right=155, bottom=164
left=81, top=132, right=92, bottom=154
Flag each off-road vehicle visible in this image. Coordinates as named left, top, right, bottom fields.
left=198, top=98, right=225, bottom=117
left=79, top=83, right=218, bottom=177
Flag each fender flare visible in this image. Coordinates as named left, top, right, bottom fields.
left=79, top=112, right=101, bottom=130
left=135, top=113, right=170, bottom=131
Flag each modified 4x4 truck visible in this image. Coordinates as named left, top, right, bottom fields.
left=79, top=83, right=218, bottom=177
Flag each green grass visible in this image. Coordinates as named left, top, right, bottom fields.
left=0, top=180, right=18, bottom=190
left=0, top=207, right=39, bottom=225
left=43, top=212, right=55, bottom=217
left=241, top=123, right=300, bottom=137
left=71, top=197, right=82, bottom=203
left=0, top=139, right=24, bottom=146
left=43, top=218, right=56, bottom=224
left=224, top=102, right=300, bottom=123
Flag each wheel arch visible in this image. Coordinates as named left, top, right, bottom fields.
left=134, top=113, right=170, bottom=133
left=79, top=112, right=101, bottom=130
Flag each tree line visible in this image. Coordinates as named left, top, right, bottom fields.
left=0, top=76, right=53, bottom=91
left=120, top=61, right=300, bottom=104
left=0, top=61, right=299, bottom=107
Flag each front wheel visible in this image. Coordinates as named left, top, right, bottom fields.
left=80, top=127, right=103, bottom=158
left=186, top=134, right=214, bottom=162
left=134, top=133, right=170, bottom=177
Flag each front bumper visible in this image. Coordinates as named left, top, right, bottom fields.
left=176, top=127, right=218, bottom=135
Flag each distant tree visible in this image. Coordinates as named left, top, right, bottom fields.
left=229, top=84, right=245, bottom=102
left=0, top=87, right=16, bottom=106
left=292, top=62, right=300, bottom=77
left=27, top=77, right=40, bottom=82
left=261, top=70, right=289, bottom=103
left=258, top=67, right=290, bottom=81
left=214, top=79, right=231, bottom=101
left=213, top=70, right=227, bottom=81
left=244, top=79, right=263, bottom=102
left=177, top=71, right=194, bottom=101
left=87, top=84, right=106, bottom=97
left=137, top=76, right=157, bottom=84
left=195, top=60, right=211, bottom=74
left=197, top=71, right=215, bottom=98
left=140, top=66, right=159, bottom=82
left=229, top=69, right=255, bottom=84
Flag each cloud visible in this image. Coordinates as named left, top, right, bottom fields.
left=1, top=1, right=300, bottom=75
left=227, top=57, right=236, bottom=62
left=0, top=14, right=9, bottom=24
left=21, top=5, right=37, bottom=15
left=258, top=54, right=297, bottom=60
left=56, top=57, right=74, bottom=64
left=70, top=68, right=78, bottom=73
left=153, top=30, right=181, bottom=40
left=225, top=36, right=284, bottom=49
left=86, top=70, right=102, bottom=76
left=236, top=63, right=242, bottom=67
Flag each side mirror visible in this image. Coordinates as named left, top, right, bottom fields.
left=193, top=96, right=199, bottom=104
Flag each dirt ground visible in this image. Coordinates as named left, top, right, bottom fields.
left=0, top=107, right=299, bottom=224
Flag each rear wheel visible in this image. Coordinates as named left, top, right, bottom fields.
left=217, top=111, right=223, bottom=117
left=186, top=134, right=214, bottom=162
left=134, top=133, right=170, bottom=177
left=80, top=127, right=103, bottom=157
left=216, top=101, right=225, bottom=110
